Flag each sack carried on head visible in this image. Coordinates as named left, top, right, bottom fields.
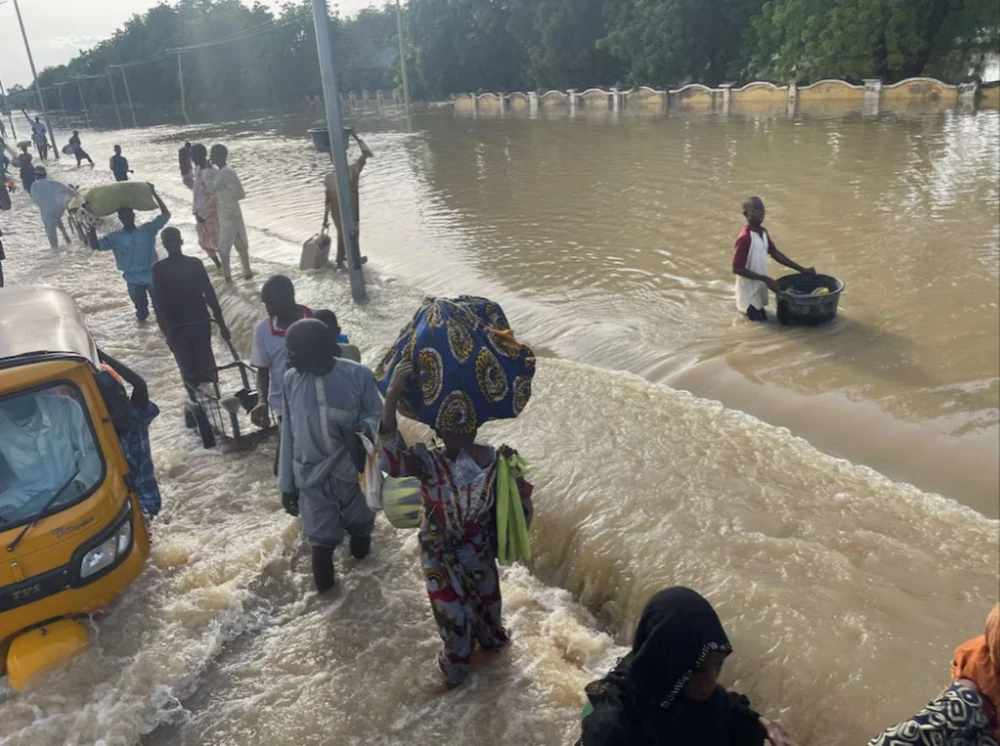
left=83, top=182, right=157, bottom=217
left=374, top=296, right=536, bottom=434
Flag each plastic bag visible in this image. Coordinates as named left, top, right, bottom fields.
left=359, top=432, right=383, bottom=511
left=496, top=453, right=533, bottom=565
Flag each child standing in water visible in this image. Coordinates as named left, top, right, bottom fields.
left=732, top=197, right=815, bottom=321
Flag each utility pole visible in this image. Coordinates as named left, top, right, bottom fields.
left=12, top=0, right=58, bottom=158
left=56, top=83, right=66, bottom=122
left=394, top=0, right=411, bottom=117
left=107, top=69, right=123, bottom=129
left=311, top=0, right=365, bottom=302
left=75, top=77, right=90, bottom=125
left=118, top=66, right=138, bottom=127
left=0, top=77, right=16, bottom=139
left=177, top=51, right=189, bottom=124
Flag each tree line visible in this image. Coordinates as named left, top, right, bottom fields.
left=6, top=0, right=998, bottom=113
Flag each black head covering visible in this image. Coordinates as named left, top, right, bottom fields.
left=627, top=587, right=732, bottom=708
left=286, top=319, right=335, bottom=377
left=579, top=588, right=763, bottom=746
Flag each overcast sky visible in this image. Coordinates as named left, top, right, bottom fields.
left=0, top=0, right=376, bottom=88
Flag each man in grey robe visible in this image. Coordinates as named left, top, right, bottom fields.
left=277, top=318, right=382, bottom=592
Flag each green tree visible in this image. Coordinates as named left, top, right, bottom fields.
left=507, top=0, right=619, bottom=89
left=600, top=0, right=765, bottom=87
left=746, top=0, right=998, bottom=82
left=405, top=0, right=526, bottom=98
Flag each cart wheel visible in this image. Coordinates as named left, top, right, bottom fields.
left=190, top=403, right=216, bottom=449
left=183, top=404, right=196, bottom=429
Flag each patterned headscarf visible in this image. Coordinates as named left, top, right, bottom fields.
left=375, top=296, right=535, bottom=434
left=952, top=603, right=1000, bottom=716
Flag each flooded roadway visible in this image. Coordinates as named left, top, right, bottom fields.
left=0, top=105, right=996, bottom=745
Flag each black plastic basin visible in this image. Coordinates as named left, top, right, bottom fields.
left=308, top=127, right=331, bottom=153
left=775, top=273, right=844, bottom=326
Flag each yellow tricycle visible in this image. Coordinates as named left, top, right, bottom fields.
left=0, top=286, right=150, bottom=691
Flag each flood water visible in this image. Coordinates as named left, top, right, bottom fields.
left=0, top=106, right=997, bottom=746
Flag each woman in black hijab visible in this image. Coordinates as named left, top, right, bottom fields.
left=580, top=587, right=798, bottom=746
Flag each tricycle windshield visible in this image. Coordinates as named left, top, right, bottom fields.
left=0, top=383, right=104, bottom=530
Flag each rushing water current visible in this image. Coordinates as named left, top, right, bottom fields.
left=0, top=106, right=997, bottom=746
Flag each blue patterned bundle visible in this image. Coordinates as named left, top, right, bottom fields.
left=374, top=296, right=535, bottom=434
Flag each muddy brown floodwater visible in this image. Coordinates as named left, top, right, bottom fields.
left=0, top=106, right=996, bottom=746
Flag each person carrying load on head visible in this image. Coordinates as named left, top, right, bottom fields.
left=376, top=296, right=535, bottom=688
left=190, top=144, right=221, bottom=269
left=87, top=184, right=171, bottom=322
left=151, top=227, right=231, bottom=388
left=277, top=318, right=383, bottom=592
left=68, top=131, right=94, bottom=167
left=323, top=128, right=373, bottom=269
left=30, top=166, right=79, bottom=248
left=732, top=197, right=816, bottom=322
left=202, top=143, right=252, bottom=282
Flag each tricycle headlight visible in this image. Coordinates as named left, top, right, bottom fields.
left=80, top=535, right=118, bottom=578
left=79, top=513, right=133, bottom=580
left=116, top=518, right=132, bottom=555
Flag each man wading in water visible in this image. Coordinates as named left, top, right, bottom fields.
left=151, top=227, right=231, bottom=388
left=323, top=128, right=373, bottom=269
left=732, top=197, right=815, bottom=321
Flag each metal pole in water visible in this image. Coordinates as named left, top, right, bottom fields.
left=311, top=0, right=366, bottom=302
left=0, top=77, right=16, bottom=139
left=107, top=69, right=123, bottom=129
left=12, top=0, right=58, bottom=158
left=177, top=51, right=189, bottom=124
left=394, top=0, right=411, bottom=118
left=57, top=83, right=66, bottom=122
left=119, top=66, right=138, bottom=127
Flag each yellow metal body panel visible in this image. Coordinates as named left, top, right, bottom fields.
left=0, top=358, right=151, bottom=681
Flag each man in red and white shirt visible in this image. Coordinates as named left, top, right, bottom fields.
left=250, top=275, right=313, bottom=428
left=250, top=275, right=313, bottom=475
left=732, top=196, right=815, bottom=321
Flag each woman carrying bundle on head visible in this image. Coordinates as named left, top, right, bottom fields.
left=377, top=296, right=536, bottom=689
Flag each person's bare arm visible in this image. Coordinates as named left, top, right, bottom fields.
left=201, top=266, right=229, bottom=339
left=771, top=247, right=814, bottom=275
left=733, top=266, right=779, bottom=292
left=380, top=362, right=412, bottom=437
left=252, top=368, right=270, bottom=427
left=149, top=183, right=170, bottom=219
left=351, top=130, right=373, bottom=158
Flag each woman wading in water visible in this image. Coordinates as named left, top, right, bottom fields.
left=580, top=587, right=798, bottom=746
